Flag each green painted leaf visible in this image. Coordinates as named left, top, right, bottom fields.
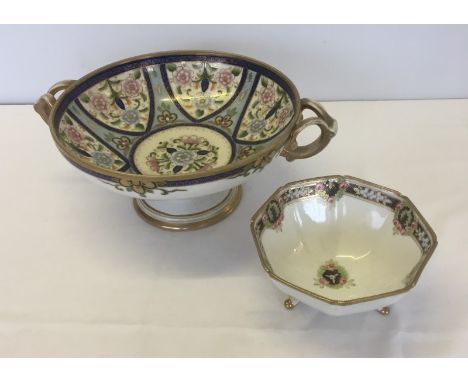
left=252, top=100, right=259, bottom=109
left=140, top=92, right=147, bottom=102
left=177, top=85, right=182, bottom=95
left=79, top=94, right=90, bottom=103
left=261, top=77, right=268, bottom=87
left=97, top=83, right=108, bottom=91
left=248, top=111, right=255, bottom=119
left=214, top=100, right=224, bottom=104
left=195, top=109, right=204, bottom=118
left=133, top=70, right=141, bottom=79
left=114, top=160, right=124, bottom=165
left=139, top=107, right=149, bottom=112
left=110, top=120, right=121, bottom=125
left=239, top=130, right=249, bottom=138
left=64, top=115, right=72, bottom=124
left=135, top=123, right=145, bottom=130
left=166, top=63, right=177, bottom=72
left=231, top=67, right=241, bottom=76
left=100, top=112, right=109, bottom=120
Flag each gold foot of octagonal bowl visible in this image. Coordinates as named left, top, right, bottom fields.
left=250, top=175, right=438, bottom=316
left=34, top=50, right=337, bottom=229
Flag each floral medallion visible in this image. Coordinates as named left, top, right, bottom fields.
left=314, top=179, right=349, bottom=203
left=314, top=260, right=356, bottom=289
left=77, top=68, right=153, bottom=133
left=235, top=75, right=294, bottom=143
left=393, top=203, right=418, bottom=236
left=58, top=112, right=127, bottom=170
left=262, top=199, right=284, bottom=231
left=131, top=125, right=234, bottom=176
left=163, top=61, right=244, bottom=121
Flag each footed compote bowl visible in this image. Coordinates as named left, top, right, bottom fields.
left=251, top=176, right=437, bottom=316
left=35, top=51, right=337, bottom=230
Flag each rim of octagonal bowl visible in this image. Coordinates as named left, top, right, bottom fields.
left=44, top=50, right=302, bottom=183
left=249, top=175, right=439, bottom=306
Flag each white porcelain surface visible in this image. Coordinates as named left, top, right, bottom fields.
left=252, top=176, right=437, bottom=316
left=262, top=196, right=421, bottom=302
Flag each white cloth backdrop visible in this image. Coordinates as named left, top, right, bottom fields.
left=0, top=100, right=467, bottom=356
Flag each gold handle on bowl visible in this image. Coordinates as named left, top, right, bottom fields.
left=281, top=98, right=337, bottom=162
left=34, top=80, right=76, bottom=126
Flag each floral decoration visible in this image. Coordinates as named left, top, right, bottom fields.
left=262, top=199, right=284, bottom=231
left=106, top=178, right=186, bottom=197
left=59, top=112, right=126, bottom=170
left=314, top=260, right=356, bottom=289
left=144, top=135, right=220, bottom=175
left=156, top=101, right=178, bottom=124
left=315, top=179, right=349, bottom=203
left=213, top=107, right=237, bottom=128
left=165, top=61, right=243, bottom=120
left=393, top=203, right=418, bottom=236
left=78, top=68, right=152, bottom=132
left=237, top=146, right=257, bottom=160
left=236, top=75, right=294, bottom=142
left=103, top=132, right=133, bottom=155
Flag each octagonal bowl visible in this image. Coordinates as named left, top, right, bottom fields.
left=250, top=175, right=437, bottom=316
left=34, top=50, right=337, bottom=230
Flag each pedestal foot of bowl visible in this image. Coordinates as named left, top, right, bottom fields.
left=376, top=306, right=391, bottom=316
left=133, top=186, right=242, bottom=231
left=284, top=297, right=299, bottom=310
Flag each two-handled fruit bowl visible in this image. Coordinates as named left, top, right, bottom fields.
left=35, top=51, right=337, bottom=230
left=251, top=175, right=437, bottom=316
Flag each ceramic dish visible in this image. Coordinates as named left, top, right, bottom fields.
left=35, top=50, right=337, bottom=230
left=250, top=175, right=437, bottom=316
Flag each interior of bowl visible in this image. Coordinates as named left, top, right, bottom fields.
left=253, top=177, right=436, bottom=303
left=52, top=52, right=298, bottom=178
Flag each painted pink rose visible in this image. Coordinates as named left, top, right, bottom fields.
left=65, top=127, right=83, bottom=144
left=90, top=94, right=109, bottom=112
left=122, top=78, right=142, bottom=97
left=340, top=277, right=347, bottom=285
left=146, top=156, right=159, bottom=172
left=339, top=182, right=349, bottom=190
left=174, top=67, right=194, bottom=86
left=319, top=277, right=329, bottom=285
left=181, top=135, right=201, bottom=145
left=278, top=107, right=291, bottom=125
left=260, top=86, right=275, bottom=105
left=316, top=183, right=325, bottom=191
left=217, top=69, right=234, bottom=87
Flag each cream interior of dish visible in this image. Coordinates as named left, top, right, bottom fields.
left=260, top=196, right=423, bottom=302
